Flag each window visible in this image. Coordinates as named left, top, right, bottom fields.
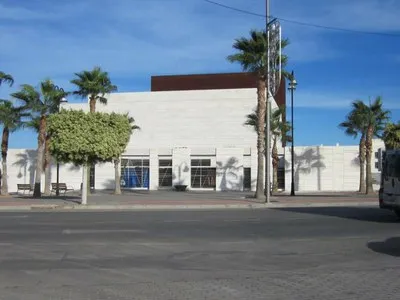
left=191, top=159, right=216, bottom=188
left=159, top=159, right=172, bottom=187
left=121, top=158, right=150, bottom=188
left=243, top=168, right=251, bottom=190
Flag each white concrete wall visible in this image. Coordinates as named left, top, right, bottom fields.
left=3, top=149, right=82, bottom=194
left=63, top=88, right=280, bottom=151
left=172, top=148, right=191, bottom=187
left=284, top=139, right=385, bottom=192
left=95, top=162, right=115, bottom=190
left=216, top=148, right=244, bottom=191
left=149, top=150, right=159, bottom=190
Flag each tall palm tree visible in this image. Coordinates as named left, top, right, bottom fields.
left=339, top=102, right=368, bottom=193
left=0, top=72, right=14, bottom=87
left=70, top=66, right=117, bottom=113
left=348, top=97, right=390, bottom=194
left=11, top=80, right=68, bottom=197
left=382, top=122, right=400, bottom=150
left=71, top=66, right=118, bottom=193
left=228, top=29, right=289, bottom=200
left=25, top=116, right=53, bottom=195
left=114, top=116, right=140, bottom=195
left=0, top=100, right=28, bottom=195
left=244, top=106, right=291, bottom=192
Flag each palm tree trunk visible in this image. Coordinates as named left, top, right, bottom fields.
left=89, top=97, right=96, bottom=113
left=33, top=115, right=46, bottom=197
left=365, top=127, right=374, bottom=194
left=272, top=137, right=279, bottom=192
left=1, top=127, right=9, bottom=195
left=255, top=77, right=266, bottom=200
left=114, top=158, right=121, bottom=195
left=43, top=135, right=51, bottom=195
left=359, top=135, right=366, bottom=193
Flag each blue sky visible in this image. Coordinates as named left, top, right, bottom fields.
left=1, top=0, right=400, bottom=148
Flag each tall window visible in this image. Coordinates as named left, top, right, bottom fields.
left=191, top=159, right=216, bottom=188
left=121, top=159, right=150, bottom=188
left=159, top=159, right=172, bottom=187
left=243, top=168, right=251, bottom=190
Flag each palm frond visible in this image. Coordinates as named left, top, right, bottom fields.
left=0, top=71, right=14, bottom=87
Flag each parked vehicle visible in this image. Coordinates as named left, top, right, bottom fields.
left=378, top=148, right=400, bottom=218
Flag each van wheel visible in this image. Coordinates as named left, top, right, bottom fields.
left=394, top=209, right=400, bottom=219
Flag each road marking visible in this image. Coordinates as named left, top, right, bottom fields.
left=223, top=218, right=261, bottom=222
left=62, top=229, right=145, bottom=235
left=163, top=220, right=201, bottom=223
left=0, top=215, right=28, bottom=219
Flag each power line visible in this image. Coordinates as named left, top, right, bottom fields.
left=203, top=0, right=400, bottom=37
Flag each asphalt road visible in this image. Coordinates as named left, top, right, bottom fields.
left=0, top=206, right=399, bottom=300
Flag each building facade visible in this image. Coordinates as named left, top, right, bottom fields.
left=2, top=72, right=383, bottom=194
left=59, top=72, right=285, bottom=192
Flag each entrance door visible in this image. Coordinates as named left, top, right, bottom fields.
left=121, top=158, right=150, bottom=189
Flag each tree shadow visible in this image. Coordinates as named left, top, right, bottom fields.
left=68, top=164, right=81, bottom=172
left=286, top=147, right=326, bottom=191
left=172, top=162, right=189, bottom=185
left=12, top=150, right=37, bottom=186
left=216, top=157, right=242, bottom=191
left=367, top=237, right=400, bottom=257
left=351, top=155, right=361, bottom=167
left=274, top=206, right=399, bottom=223
left=102, top=179, right=116, bottom=190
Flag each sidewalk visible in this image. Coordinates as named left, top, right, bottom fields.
left=0, top=190, right=378, bottom=211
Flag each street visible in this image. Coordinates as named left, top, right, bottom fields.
left=0, top=206, right=399, bottom=299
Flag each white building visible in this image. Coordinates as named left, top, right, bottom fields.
left=2, top=72, right=384, bottom=194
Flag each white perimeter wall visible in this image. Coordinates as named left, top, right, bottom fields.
left=3, top=140, right=385, bottom=193
left=4, top=149, right=83, bottom=193
left=284, top=139, right=384, bottom=192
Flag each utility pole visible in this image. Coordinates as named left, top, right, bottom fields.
left=265, top=0, right=271, bottom=203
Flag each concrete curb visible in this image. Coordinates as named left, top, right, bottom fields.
left=0, top=201, right=377, bottom=212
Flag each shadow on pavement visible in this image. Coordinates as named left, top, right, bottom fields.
left=274, top=206, right=400, bottom=223
left=12, top=195, right=81, bottom=204
left=272, top=192, right=377, bottom=198
left=368, top=237, right=400, bottom=257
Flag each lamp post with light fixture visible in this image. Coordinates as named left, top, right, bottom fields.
left=55, top=93, right=68, bottom=196
left=288, top=71, right=297, bottom=196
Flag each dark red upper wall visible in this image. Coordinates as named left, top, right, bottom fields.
left=151, top=72, right=286, bottom=108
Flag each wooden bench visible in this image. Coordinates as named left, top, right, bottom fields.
left=51, top=183, right=74, bottom=195
left=17, top=184, right=33, bottom=195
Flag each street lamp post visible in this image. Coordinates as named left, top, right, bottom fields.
left=288, top=71, right=297, bottom=196
left=55, top=96, right=68, bottom=196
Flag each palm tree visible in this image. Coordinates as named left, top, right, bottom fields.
left=339, top=102, right=368, bottom=193
left=244, top=106, right=291, bottom=192
left=24, top=117, right=53, bottom=195
left=228, top=29, right=289, bottom=200
left=71, top=66, right=118, bottom=193
left=0, top=100, right=28, bottom=195
left=114, top=116, right=140, bottom=195
left=0, top=72, right=14, bottom=87
left=382, top=122, right=400, bottom=150
left=347, top=97, right=390, bottom=194
left=70, top=66, right=117, bottom=113
left=11, top=80, right=68, bottom=197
